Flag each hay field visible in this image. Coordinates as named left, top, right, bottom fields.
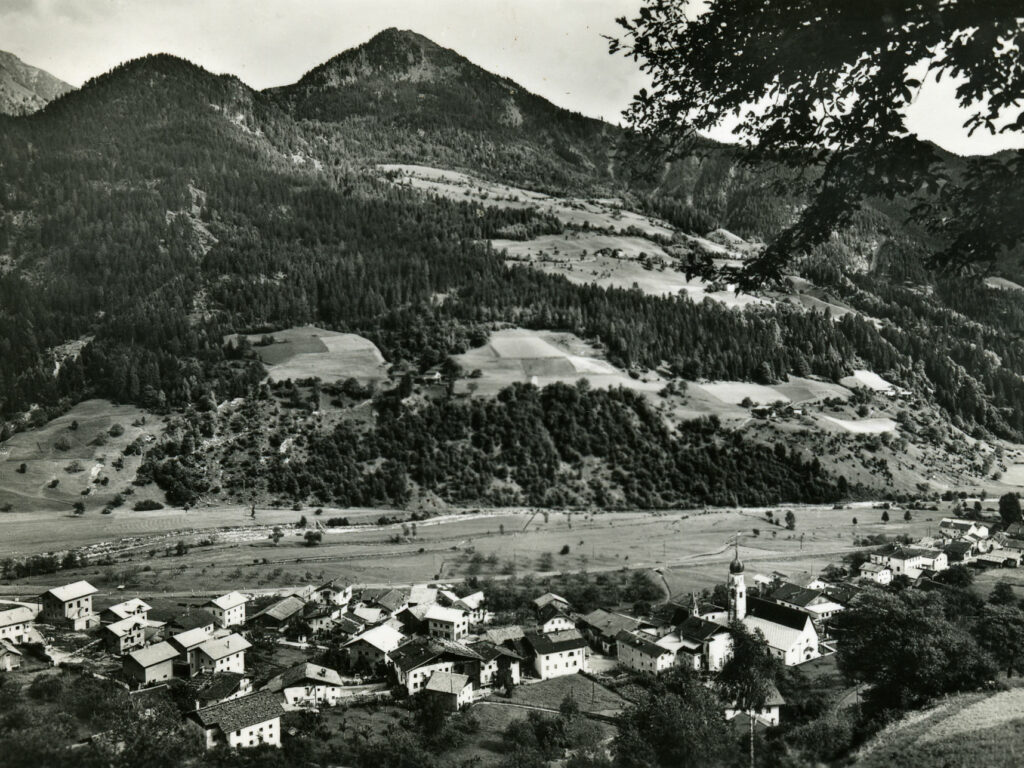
left=378, top=163, right=674, bottom=238
left=819, top=416, right=898, bottom=434
left=840, top=370, right=897, bottom=392
left=691, top=377, right=851, bottom=407
left=230, top=325, right=389, bottom=383
left=0, top=399, right=163, bottom=514
left=452, top=328, right=666, bottom=396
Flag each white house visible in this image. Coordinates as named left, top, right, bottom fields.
left=769, top=584, right=845, bottom=623
left=857, top=562, right=892, bottom=585
left=344, top=624, right=405, bottom=668
left=190, top=691, right=282, bottom=750
left=439, top=590, right=486, bottom=625
left=263, top=663, right=344, bottom=708
left=526, top=629, right=589, bottom=680
left=938, top=518, right=989, bottom=540
left=101, top=598, right=151, bottom=625
left=870, top=546, right=948, bottom=579
left=425, top=671, right=474, bottom=710
left=469, top=640, right=522, bottom=690
left=0, top=606, right=35, bottom=644
left=425, top=604, right=470, bottom=641
left=40, top=581, right=99, bottom=630
left=675, top=616, right=733, bottom=672
left=169, top=627, right=212, bottom=673
left=0, top=639, right=22, bottom=671
left=191, top=634, right=251, bottom=676
left=390, top=637, right=483, bottom=695
left=205, top=592, right=247, bottom=628
left=537, top=603, right=575, bottom=634
left=102, top=615, right=147, bottom=655
left=724, top=683, right=786, bottom=727
left=616, top=630, right=676, bottom=674
left=124, top=641, right=179, bottom=685
left=312, top=579, right=352, bottom=607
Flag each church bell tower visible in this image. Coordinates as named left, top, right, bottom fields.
left=728, top=534, right=746, bottom=621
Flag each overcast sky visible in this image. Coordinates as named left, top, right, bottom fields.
left=1, top=0, right=1020, bottom=156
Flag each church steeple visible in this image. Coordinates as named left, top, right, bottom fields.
left=728, top=533, right=746, bottom=621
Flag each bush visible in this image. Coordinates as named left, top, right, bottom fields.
left=559, top=545, right=571, bottom=555
left=108, top=423, right=125, bottom=437
left=54, top=436, right=71, bottom=451
left=133, top=499, right=165, bottom=511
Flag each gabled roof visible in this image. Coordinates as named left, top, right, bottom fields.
left=344, top=624, right=405, bottom=654
left=206, top=591, right=247, bottom=611
left=373, top=589, right=409, bottom=614
left=526, top=629, right=588, bottom=655
left=616, top=630, right=672, bottom=658
left=191, top=691, right=282, bottom=733
left=127, top=641, right=179, bottom=668
left=858, top=562, right=889, bottom=573
left=196, top=634, right=251, bottom=661
left=351, top=605, right=384, bottom=624
left=770, top=584, right=825, bottom=608
left=253, top=596, right=305, bottom=623
left=485, top=625, right=526, bottom=645
left=170, top=627, right=211, bottom=650
left=390, top=637, right=482, bottom=672
left=0, top=606, right=35, bottom=628
left=104, top=615, right=146, bottom=637
left=532, top=593, right=570, bottom=610
left=158, top=609, right=217, bottom=632
left=538, top=603, right=572, bottom=624
left=193, top=672, right=248, bottom=703
left=335, top=614, right=366, bottom=634
left=315, top=578, right=351, bottom=593
left=408, top=585, right=439, bottom=606
left=425, top=604, right=466, bottom=624
left=425, top=671, right=470, bottom=694
left=468, top=639, right=523, bottom=662
left=46, top=581, right=97, bottom=602
left=579, top=609, right=639, bottom=638
left=454, top=591, right=485, bottom=611
left=0, top=639, right=22, bottom=657
left=746, top=597, right=811, bottom=631
left=945, top=540, right=975, bottom=555
left=677, top=615, right=729, bottom=642
left=266, top=663, right=343, bottom=691
left=105, top=598, right=152, bottom=619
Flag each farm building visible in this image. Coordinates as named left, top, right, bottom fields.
left=425, top=671, right=473, bottom=711
left=344, top=625, right=405, bottom=668
left=189, top=691, right=283, bottom=750
left=526, top=629, right=589, bottom=679
left=204, top=592, right=247, bottom=628
left=124, top=641, right=179, bottom=685
left=263, top=663, right=344, bottom=708
left=0, top=605, right=36, bottom=644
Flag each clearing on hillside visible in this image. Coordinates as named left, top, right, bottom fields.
left=840, top=370, right=897, bottom=392
left=819, top=416, right=898, bottom=434
left=691, top=378, right=851, bottom=407
left=0, top=399, right=164, bottom=514
left=451, top=328, right=665, bottom=396
left=229, top=325, right=389, bottom=383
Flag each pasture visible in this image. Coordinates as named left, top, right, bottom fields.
left=229, top=325, right=389, bottom=383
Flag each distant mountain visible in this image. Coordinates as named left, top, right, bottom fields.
left=0, top=50, right=73, bottom=115
left=267, top=28, right=622, bottom=191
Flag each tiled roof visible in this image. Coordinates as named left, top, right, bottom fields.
left=104, top=615, right=146, bottom=637
left=742, top=616, right=807, bottom=653
left=170, top=627, right=211, bottom=650
left=46, top=581, right=97, bottom=602
left=468, top=640, right=523, bottom=662
left=533, top=593, right=570, bottom=610
left=197, top=634, right=251, bottom=660
left=0, top=638, right=22, bottom=657
left=579, top=609, right=639, bottom=637
left=344, top=624, right=405, bottom=653
left=194, top=672, right=247, bottom=702
left=0, top=606, right=35, bottom=628
left=425, top=604, right=465, bottom=624
left=425, top=671, right=470, bottom=694
left=526, top=629, right=588, bottom=655
left=538, top=603, right=572, bottom=623
left=677, top=615, right=729, bottom=642
left=485, top=625, right=525, bottom=645
left=106, top=598, right=151, bottom=618
left=267, top=663, right=342, bottom=691
left=192, top=691, right=282, bottom=733
left=770, top=584, right=824, bottom=608
left=127, top=641, right=179, bottom=668
left=335, top=615, right=366, bottom=634
left=254, top=596, right=305, bottom=623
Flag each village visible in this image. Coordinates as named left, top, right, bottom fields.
left=2, top=503, right=1022, bottom=761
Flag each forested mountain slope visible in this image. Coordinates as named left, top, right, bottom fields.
left=1, top=31, right=1022, bottom=512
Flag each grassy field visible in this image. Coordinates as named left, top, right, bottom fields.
left=851, top=685, right=1024, bottom=768
left=229, top=325, right=390, bottom=383
left=0, top=398, right=165, bottom=514
left=498, top=673, right=627, bottom=715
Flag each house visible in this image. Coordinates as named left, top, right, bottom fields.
left=147, top=608, right=218, bottom=636
left=743, top=598, right=820, bottom=666
left=302, top=603, right=339, bottom=635
left=101, top=598, right=151, bottom=625
left=408, top=584, right=440, bottom=607
left=425, top=671, right=473, bottom=711
left=724, top=683, right=786, bottom=727
left=205, top=592, right=247, bottom=628
left=191, top=634, right=251, bottom=676
left=438, top=590, right=486, bottom=625
left=334, top=613, right=367, bottom=638
left=40, top=581, right=99, bottom=630
left=350, top=604, right=385, bottom=625
left=525, top=629, right=589, bottom=679
left=358, top=587, right=409, bottom=618
left=0, top=606, right=36, bottom=644
left=577, top=609, right=644, bottom=654
left=675, top=616, right=733, bottom=672
left=189, top=690, right=283, bottom=750
left=191, top=673, right=253, bottom=709
left=249, top=596, right=305, bottom=631
left=394, top=604, right=431, bottom=635
left=537, top=603, right=575, bottom=634
left=857, top=562, right=892, bottom=585
left=670, top=596, right=728, bottom=625
left=944, top=539, right=977, bottom=564
left=616, top=630, right=676, bottom=674
left=425, top=604, right=470, bottom=641
left=938, top=518, right=989, bottom=540
left=483, top=625, right=530, bottom=659
left=0, top=639, right=22, bottom=671
left=312, top=579, right=352, bottom=607
left=532, top=593, right=571, bottom=614
left=390, top=637, right=484, bottom=695
left=124, top=641, right=179, bottom=685
left=468, top=640, right=522, bottom=690
left=169, top=627, right=212, bottom=674
left=263, top=663, right=344, bottom=708
left=102, top=615, right=147, bottom=655
left=870, top=545, right=948, bottom=579
left=344, top=624, right=405, bottom=668
left=769, top=583, right=844, bottom=623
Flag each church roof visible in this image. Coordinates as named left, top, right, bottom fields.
left=746, top=597, right=811, bottom=631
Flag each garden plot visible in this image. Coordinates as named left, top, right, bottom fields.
left=451, top=328, right=665, bottom=396
left=230, top=325, right=389, bottom=383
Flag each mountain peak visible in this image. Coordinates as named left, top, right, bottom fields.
left=0, top=49, right=73, bottom=116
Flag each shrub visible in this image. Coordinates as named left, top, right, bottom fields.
left=108, top=423, right=125, bottom=437
left=133, top=499, right=164, bottom=511
left=54, top=436, right=71, bottom=451
left=559, top=545, right=571, bottom=555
